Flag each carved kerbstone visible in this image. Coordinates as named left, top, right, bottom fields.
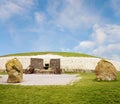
left=5, top=58, right=23, bottom=83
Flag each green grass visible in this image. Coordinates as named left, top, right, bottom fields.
left=0, top=71, right=7, bottom=75
left=0, top=72, right=120, bottom=104
left=0, top=52, right=96, bottom=57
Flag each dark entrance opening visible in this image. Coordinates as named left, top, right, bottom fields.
left=44, top=64, right=49, bottom=70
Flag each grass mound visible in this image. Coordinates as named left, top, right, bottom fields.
left=1, top=52, right=96, bottom=57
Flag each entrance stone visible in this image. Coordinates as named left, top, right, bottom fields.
left=25, top=58, right=43, bottom=74
left=95, top=59, right=117, bottom=81
left=5, top=58, right=23, bottom=83
left=50, top=59, right=61, bottom=74
left=31, top=58, right=43, bottom=69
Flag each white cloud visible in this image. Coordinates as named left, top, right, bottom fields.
left=93, top=43, right=120, bottom=60
left=110, top=54, right=120, bottom=61
left=35, top=12, right=45, bottom=24
left=61, top=48, right=71, bottom=52
left=74, top=24, right=120, bottom=61
left=47, top=0, right=101, bottom=30
left=107, top=43, right=120, bottom=52
left=16, top=0, right=34, bottom=6
left=92, top=24, right=120, bottom=60
left=74, top=41, right=95, bottom=51
left=111, top=0, right=120, bottom=16
left=92, top=24, right=106, bottom=44
left=104, top=24, right=120, bottom=42
left=0, top=1, right=23, bottom=19
left=92, top=24, right=120, bottom=45
left=0, top=0, right=34, bottom=20
left=92, top=46, right=106, bottom=56
left=80, top=41, right=95, bottom=48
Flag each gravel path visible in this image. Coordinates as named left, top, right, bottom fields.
left=0, top=74, right=81, bottom=85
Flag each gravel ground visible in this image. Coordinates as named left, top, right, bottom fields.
left=0, top=74, right=81, bottom=85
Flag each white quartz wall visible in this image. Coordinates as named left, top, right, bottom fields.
left=0, top=55, right=120, bottom=71
left=60, top=57, right=101, bottom=71
left=0, top=56, right=31, bottom=70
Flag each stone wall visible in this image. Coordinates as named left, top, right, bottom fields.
left=0, top=55, right=120, bottom=72
left=0, top=56, right=30, bottom=70
left=60, top=57, right=101, bottom=71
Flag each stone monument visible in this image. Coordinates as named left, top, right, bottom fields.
left=5, top=58, right=23, bottom=83
left=50, top=59, right=61, bottom=74
left=95, top=59, right=117, bottom=81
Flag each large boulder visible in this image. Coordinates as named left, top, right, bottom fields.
left=95, top=59, right=117, bottom=81
left=5, top=58, right=23, bottom=83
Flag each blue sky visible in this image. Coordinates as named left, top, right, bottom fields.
left=0, top=0, right=120, bottom=61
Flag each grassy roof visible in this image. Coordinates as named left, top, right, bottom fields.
left=0, top=52, right=97, bottom=58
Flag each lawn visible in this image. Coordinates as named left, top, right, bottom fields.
left=0, top=72, right=120, bottom=104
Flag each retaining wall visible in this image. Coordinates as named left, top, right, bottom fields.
left=0, top=55, right=120, bottom=71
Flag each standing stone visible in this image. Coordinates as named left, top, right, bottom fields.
left=5, top=58, right=23, bottom=83
left=95, top=59, right=117, bottom=81
left=25, top=58, right=44, bottom=74
left=50, top=59, right=61, bottom=74
left=30, top=58, right=43, bottom=69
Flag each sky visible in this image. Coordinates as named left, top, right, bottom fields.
left=0, top=0, right=120, bottom=61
